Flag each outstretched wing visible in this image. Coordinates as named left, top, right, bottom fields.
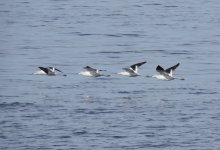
left=84, top=66, right=97, bottom=72
left=55, top=68, right=63, bottom=73
left=130, top=61, right=146, bottom=71
left=39, top=67, right=48, bottom=74
left=156, top=65, right=165, bottom=74
left=165, top=63, right=180, bottom=74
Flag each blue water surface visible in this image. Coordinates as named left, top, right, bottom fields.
left=1, top=0, right=220, bottom=149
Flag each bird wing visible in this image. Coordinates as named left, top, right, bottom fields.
left=156, top=65, right=165, bottom=74
left=130, top=61, right=146, bottom=71
left=39, top=67, right=48, bottom=74
left=84, top=66, right=97, bottom=72
left=55, top=68, right=63, bottom=73
left=165, top=63, right=180, bottom=74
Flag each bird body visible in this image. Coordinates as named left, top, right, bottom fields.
left=34, top=67, right=66, bottom=76
left=152, top=63, right=184, bottom=80
left=118, top=61, right=146, bottom=77
left=79, top=66, right=106, bottom=77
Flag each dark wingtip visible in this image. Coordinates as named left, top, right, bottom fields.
left=140, top=61, right=147, bottom=65
left=156, top=65, right=164, bottom=72
left=174, top=62, right=180, bottom=69
left=84, top=66, right=90, bottom=69
left=130, top=61, right=147, bottom=69
left=55, top=68, right=63, bottom=73
left=175, top=63, right=180, bottom=67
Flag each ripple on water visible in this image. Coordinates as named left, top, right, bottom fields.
left=1, top=0, right=220, bottom=149
left=72, top=129, right=88, bottom=136
left=0, top=102, right=35, bottom=109
left=188, top=88, right=218, bottom=95
left=144, top=3, right=162, bottom=6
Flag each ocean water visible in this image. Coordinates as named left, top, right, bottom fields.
left=1, top=0, right=220, bottom=149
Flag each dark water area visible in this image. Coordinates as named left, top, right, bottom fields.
left=1, top=0, right=220, bottom=149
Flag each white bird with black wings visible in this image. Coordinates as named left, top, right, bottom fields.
left=118, top=61, right=147, bottom=77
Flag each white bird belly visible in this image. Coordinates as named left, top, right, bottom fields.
left=33, top=70, right=47, bottom=75
left=79, top=71, right=93, bottom=77
left=117, top=71, right=138, bottom=77
left=152, top=75, right=168, bottom=80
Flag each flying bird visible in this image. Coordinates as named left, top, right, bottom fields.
left=79, top=66, right=108, bottom=77
left=34, top=67, right=66, bottom=76
left=151, top=63, right=184, bottom=80
left=117, top=61, right=146, bottom=77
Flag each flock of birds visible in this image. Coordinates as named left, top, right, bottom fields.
left=33, top=61, right=185, bottom=81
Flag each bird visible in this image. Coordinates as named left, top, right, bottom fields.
left=117, top=61, right=146, bottom=77
left=79, top=66, right=108, bottom=77
left=151, top=63, right=184, bottom=80
left=34, top=67, right=67, bottom=76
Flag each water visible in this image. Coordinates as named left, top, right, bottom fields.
left=1, top=0, right=220, bottom=149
